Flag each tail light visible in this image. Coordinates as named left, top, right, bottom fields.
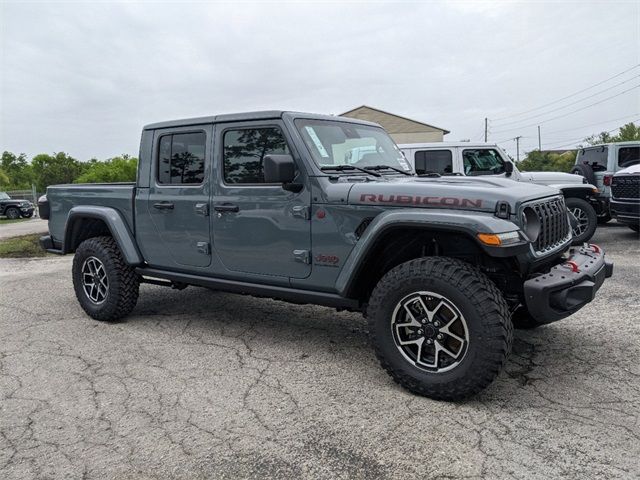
left=603, top=175, right=613, bottom=186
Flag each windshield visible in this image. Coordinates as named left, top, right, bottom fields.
left=462, top=148, right=506, bottom=175
left=0, top=192, right=9, bottom=200
left=294, top=119, right=412, bottom=172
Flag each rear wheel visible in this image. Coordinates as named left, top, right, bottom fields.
left=5, top=207, right=20, bottom=219
left=367, top=257, right=512, bottom=400
left=566, top=197, right=597, bottom=245
left=72, top=236, right=140, bottom=321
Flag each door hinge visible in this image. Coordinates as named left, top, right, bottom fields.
left=196, top=242, right=210, bottom=255
left=195, top=203, right=209, bottom=216
left=293, top=249, right=311, bottom=264
left=292, top=205, right=310, bottom=220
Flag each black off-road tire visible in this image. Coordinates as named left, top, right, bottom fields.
left=21, top=212, right=34, bottom=218
left=629, top=224, right=640, bottom=233
left=367, top=257, right=513, bottom=401
left=566, top=197, right=597, bottom=245
left=5, top=207, right=20, bottom=219
left=571, top=163, right=596, bottom=186
left=72, top=236, right=140, bottom=321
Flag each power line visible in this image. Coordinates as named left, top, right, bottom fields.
left=539, top=113, right=640, bottom=136
left=492, top=74, right=640, bottom=128
left=490, top=84, right=640, bottom=133
left=491, top=64, right=640, bottom=121
left=543, top=124, right=632, bottom=150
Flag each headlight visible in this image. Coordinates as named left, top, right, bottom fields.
left=521, top=206, right=540, bottom=242
left=477, top=231, right=521, bottom=246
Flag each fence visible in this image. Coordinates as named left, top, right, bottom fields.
left=3, top=186, right=43, bottom=217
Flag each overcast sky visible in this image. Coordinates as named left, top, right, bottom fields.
left=1, top=0, right=638, bottom=161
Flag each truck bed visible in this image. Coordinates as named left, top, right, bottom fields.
left=46, top=183, right=136, bottom=244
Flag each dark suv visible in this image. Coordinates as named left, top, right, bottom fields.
left=0, top=192, right=35, bottom=219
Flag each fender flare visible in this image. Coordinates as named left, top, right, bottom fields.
left=334, top=208, right=526, bottom=297
left=549, top=183, right=598, bottom=198
left=63, top=206, right=143, bottom=265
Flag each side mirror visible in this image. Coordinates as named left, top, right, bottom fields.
left=264, top=154, right=295, bottom=183
left=263, top=154, right=302, bottom=192
left=504, top=161, right=514, bottom=177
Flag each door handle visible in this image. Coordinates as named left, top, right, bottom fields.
left=214, top=203, right=239, bottom=213
left=153, top=202, right=175, bottom=210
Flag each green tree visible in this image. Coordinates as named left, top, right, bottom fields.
left=1, top=151, right=33, bottom=189
left=31, top=152, right=86, bottom=191
left=586, top=122, right=640, bottom=145
left=518, top=150, right=577, bottom=172
left=74, top=155, right=138, bottom=183
left=0, top=168, right=10, bottom=188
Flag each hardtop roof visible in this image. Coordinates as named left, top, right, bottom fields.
left=143, top=111, right=380, bottom=130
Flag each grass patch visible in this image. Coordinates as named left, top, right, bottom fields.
left=0, top=234, right=48, bottom=258
left=0, top=217, right=30, bottom=224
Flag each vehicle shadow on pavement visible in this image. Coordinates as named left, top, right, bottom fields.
left=131, top=284, right=602, bottom=400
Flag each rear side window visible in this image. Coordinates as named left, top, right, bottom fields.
left=618, top=146, right=639, bottom=168
left=414, top=150, right=453, bottom=175
left=576, top=146, right=608, bottom=171
left=157, top=132, right=206, bottom=184
left=223, top=127, right=290, bottom=184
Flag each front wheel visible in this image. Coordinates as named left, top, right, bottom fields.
left=72, top=236, right=140, bottom=321
left=367, top=257, right=513, bottom=400
left=5, top=207, right=20, bottom=219
left=566, top=197, right=597, bottom=245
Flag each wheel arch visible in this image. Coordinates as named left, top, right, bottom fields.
left=335, top=209, right=526, bottom=301
left=63, top=206, right=143, bottom=265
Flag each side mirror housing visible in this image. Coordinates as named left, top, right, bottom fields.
left=264, top=154, right=296, bottom=183
left=504, top=161, right=514, bottom=176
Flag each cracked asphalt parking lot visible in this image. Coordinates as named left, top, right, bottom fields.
left=1, top=224, right=639, bottom=479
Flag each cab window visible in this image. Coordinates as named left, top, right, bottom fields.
left=462, top=149, right=506, bottom=175
left=157, top=132, right=206, bottom=184
left=223, top=127, right=290, bottom=184
left=414, top=150, right=453, bottom=175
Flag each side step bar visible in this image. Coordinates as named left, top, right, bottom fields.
left=135, top=267, right=361, bottom=311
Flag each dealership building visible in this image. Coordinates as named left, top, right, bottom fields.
left=340, top=105, right=449, bottom=143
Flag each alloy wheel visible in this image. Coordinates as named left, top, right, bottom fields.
left=81, top=256, right=109, bottom=304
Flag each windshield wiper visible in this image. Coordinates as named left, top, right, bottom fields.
left=364, top=165, right=414, bottom=176
left=320, top=165, right=382, bottom=177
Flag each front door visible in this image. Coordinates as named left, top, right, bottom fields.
left=211, top=121, right=311, bottom=279
left=147, top=125, right=212, bottom=269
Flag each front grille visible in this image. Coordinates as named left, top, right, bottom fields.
left=527, top=196, right=571, bottom=255
left=611, top=175, right=640, bottom=199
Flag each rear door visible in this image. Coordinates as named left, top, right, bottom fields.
left=414, top=148, right=456, bottom=175
left=211, top=120, right=311, bottom=279
left=145, top=125, right=213, bottom=269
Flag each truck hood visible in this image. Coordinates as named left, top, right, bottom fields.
left=347, top=175, right=560, bottom=212
left=518, top=171, right=583, bottom=185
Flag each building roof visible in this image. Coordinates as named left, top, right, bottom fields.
left=340, top=105, right=450, bottom=134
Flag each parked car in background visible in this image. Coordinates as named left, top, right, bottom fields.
left=398, top=142, right=600, bottom=244
left=0, top=192, right=35, bottom=219
left=610, top=164, right=640, bottom=232
left=570, top=142, right=640, bottom=223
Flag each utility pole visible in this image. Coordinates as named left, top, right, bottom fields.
left=537, top=126, right=542, bottom=150
left=515, top=136, right=522, bottom=162
left=484, top=118, right=488, bottom=142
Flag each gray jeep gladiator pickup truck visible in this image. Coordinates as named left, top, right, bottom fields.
left=39, top=111, right=613, bottom=400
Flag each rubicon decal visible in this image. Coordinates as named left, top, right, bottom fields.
left=359, top=194, right=482, bottom=208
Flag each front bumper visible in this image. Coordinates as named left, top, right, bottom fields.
left=610, top=198, right=640, bottom=226
left=523, top=244, right=613, bottom=324
left=20, top=206, right=34, bottom=215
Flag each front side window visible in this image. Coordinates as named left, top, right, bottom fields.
left=294, top=119, right=411, bottom=172
left=414, top=150, right=453, bottom=175
left=462, top=148, right=506, bottom=175
left=618, top=146, right=639, bottom=168
left=158, top=132, right=205, bottom=184
left=223, top=128, right=290, bottom=184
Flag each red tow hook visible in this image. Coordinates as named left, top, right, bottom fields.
left=563, top=261, right=580, bottom=273
left=588, top=244, right=601, bottom=254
